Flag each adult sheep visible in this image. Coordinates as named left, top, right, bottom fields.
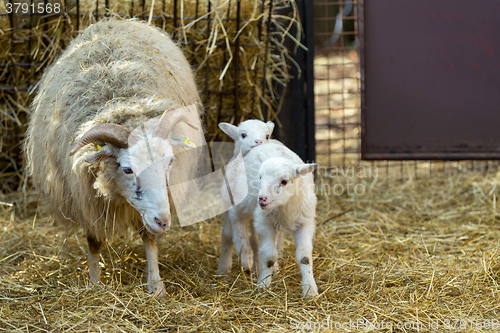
left=24, top=18, right=204, bottom=298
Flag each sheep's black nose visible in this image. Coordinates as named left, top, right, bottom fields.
left=154, top=217, right=170, bottom=230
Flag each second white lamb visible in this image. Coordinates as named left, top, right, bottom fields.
left=221, top=142, right=319, bottom=298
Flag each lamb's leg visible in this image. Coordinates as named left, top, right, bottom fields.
left=229, top=210, right=253, bottom=272
left=249, top=221, right=260, bottom=272
left=294, top=221, right=318, bottom=298
left=141, top=232, right=166, bottom=298
left=87, top=233, right=103, bottom=284
left=272, top=231, right=285, bottom=275
left=217, top=212, right=234, bottom=274
left=255, top=222, right=278, bottom=289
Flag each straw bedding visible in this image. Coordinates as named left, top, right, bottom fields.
left=2, top=169, right=500, bottom=331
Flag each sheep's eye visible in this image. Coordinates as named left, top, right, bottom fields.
left=241, top=133, right=247, bottom=138
left=170, top=157, right=175, bottom=164
left=266, top=134, right=270, bottom=140
left=281, top=179, right=288, bottom=186
left=122, top=167, right=133, bottom=175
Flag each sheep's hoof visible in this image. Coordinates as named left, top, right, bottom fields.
left=216, top=266, right=231, bottom=275
left=88, top=280, right=104, bottom=288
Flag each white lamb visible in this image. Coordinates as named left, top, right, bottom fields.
left=217, top=120, right=283, bottom=273
left=218, top=119, right=276, bottom=157
left=221, top=142, right=319, bottom=298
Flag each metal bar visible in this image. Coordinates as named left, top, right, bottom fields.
left=233, top=0, right=241, bottom=123
left=204, top=1, right=212, bottom=109
left=76, top=0, right=79, bottom=30
left=304, top=0, right=316, bottom=163
left=208, top=90, right=249, bottom=95
left=173, top=0, right=178, bottom=29
left=179, top=41, right=259, bottom=47
left=0, top=12, right=258, bottom=22
left=0, top=87, right=31, bottom=91
left=274, top=0, right=315, bottom=163
left=28, top=0, right=32, bottom=94
left=261, top=0, right=273, bottom=121
left=364, top=153, right=500, bottom=161
left=217, top=0, right=232, bottom=125
left=359, top=0, right=367, bottom=161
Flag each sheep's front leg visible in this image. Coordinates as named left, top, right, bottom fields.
left=217, top=212, right=234, bottom=274
left=141, top=232, right=166, bottom=298
left=255, top=222, right=278, bottom=289
left=294, top=221, right=318, bottom=298
left=87, top=233, right=103, bottom=284
left=229, top=210, right=254, bottom=272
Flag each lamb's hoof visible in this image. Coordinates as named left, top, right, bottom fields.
left=241, top=262, right=253, bottom=273
left=256, top=279, right=271, bottom=293
left=272, top=262, right=280, bottom=276
left=302, top=285, right=319, bottom=300
left=242, top=267, right=252, bottom=274
left=148, top=281, right=166, bottom=299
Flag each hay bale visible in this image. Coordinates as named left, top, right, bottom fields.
left=0, top=0, right=300, bottom=192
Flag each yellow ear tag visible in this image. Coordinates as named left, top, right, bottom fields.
left=181, top=137, right=195, bottom=156
left=96, top=145, right=103, bottom=164
left=171, top=136, right=196, bottom=155
left=182, top=137, right=196, bottom=147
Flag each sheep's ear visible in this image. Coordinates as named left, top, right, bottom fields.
left=295, top=163, right=318, bottom=177
left=218, top=122, right=238, bottom=140
left=266, top=121, right=275, bottom=135
left=85, top=145, right=115, bottom=164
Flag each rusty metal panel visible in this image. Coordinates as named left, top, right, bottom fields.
left=360, top=0, right=500, bottom=160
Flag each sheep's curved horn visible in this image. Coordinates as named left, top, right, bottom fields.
left=70, top=124, right=131, bottom=156
left=154, top=109, right=199, bottom=140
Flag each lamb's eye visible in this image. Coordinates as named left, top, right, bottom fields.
left=122, top=167, right=133, bottom=175
left=170, top=157, right=175, bottom=164
left=241, top=133, right=247, bottom=138
left=281, top=179, right=288, bottom=186
left=266, top=134, right=270, bottom=140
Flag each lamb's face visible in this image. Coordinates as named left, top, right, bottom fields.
left=219, top=120, right=274, bottom=156
left=115, top=137, right=175, bottom=234
left=258, top=158, right=317, bottom=210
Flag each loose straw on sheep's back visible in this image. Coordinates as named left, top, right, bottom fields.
left=0, top=0, right=300, bottom=193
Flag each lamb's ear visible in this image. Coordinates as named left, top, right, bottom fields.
left=295, top=163, right=318, bottom=177
left=218, top=123, right=238, bottom=140
left=266, top=121, right=275, bottom=135
left=85, top=145, right=115, bottom=164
